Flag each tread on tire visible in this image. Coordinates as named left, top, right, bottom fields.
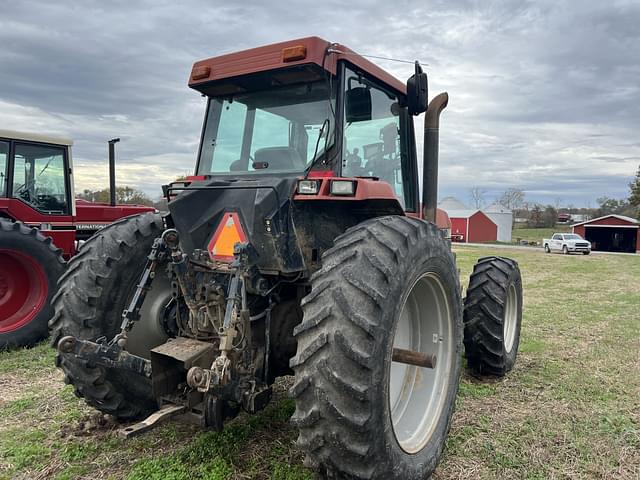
left=463, top=256, right=523, bottom=376
left=49, top=213, right=163, bottom=419
left=290, top=216, right=463, bottom=479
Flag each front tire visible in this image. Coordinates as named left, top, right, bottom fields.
left=0, top=220, right=65, bottom=349
left=463, top=256, right=523, bottom=376
left=562, top=245, right=569, bottom=255
left=290, top=216, right=462, bottom=479
left=50, top=213, right=166, bottom=419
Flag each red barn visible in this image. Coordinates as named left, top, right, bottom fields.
left=573, top=215, right=639, bottom=253
left=447, top=210, right=498, bottom=243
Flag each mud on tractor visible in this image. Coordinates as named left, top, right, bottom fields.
left=0, top=132, right=154, bottom=348
left=52, top=37, right=523, bottom=479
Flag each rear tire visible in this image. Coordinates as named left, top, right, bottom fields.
left=463, top=256, right=522, bottom=376
left=544, top=244, right=550, bottom=253
left=291, top=216, right=462, bottom=479
left=0, top=219, right=65, bottom=349
left=49, top=213, right=164, bottom=419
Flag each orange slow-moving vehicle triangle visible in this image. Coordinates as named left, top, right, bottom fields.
left=207, top=212, right=247, bottom=261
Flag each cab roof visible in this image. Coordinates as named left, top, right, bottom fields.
left=0, top=129, right=73, bottom=146
left=189, top=36, right=407, bottom=97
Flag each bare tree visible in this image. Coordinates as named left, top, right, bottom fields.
left=630, top=164, right=640, bottom=208
left=554, top=197, right=563, bottom=210
left=498, top=188, right=525, bottom=210
left=469, top=186, right=487, bottom=209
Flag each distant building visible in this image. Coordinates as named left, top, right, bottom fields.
left=438, top=196, right=469, bottom=211
left=484, top=202, right=513, bottom=243
left=438, top=197, right=501, bottom=243
left=571, top=214, right=589, bottom=223
left=445, top=209, right=498, bottom=243
left=573, top=214, right=639, bottom=253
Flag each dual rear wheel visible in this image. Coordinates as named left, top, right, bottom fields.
left=463, top=256, right=523, bottom=376
left=291, top=216, right=523, bottom=479
left=291, top=216, right=462, bottom=479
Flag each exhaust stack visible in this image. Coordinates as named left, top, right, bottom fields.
left=422, top=93, right=449, bottom=224
left=108, top=138, right=120, bottom=206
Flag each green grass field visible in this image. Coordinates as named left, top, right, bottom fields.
left=0, top=247, right=638, bottom=479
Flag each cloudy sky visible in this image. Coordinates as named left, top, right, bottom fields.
left=1, top=0, right=639, bottom=208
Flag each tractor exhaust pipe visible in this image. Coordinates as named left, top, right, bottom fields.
left=108, top=138, right=120, bottom=206
left=422, top=93, right=449, bottom=223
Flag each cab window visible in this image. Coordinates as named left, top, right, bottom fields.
left=0, top=141, right=7, bottom=197
left=12, top=143, right=69, bottom=214
left=198, top=80, right=335, bottom=175
left=342, top=66, right=406, bottom=207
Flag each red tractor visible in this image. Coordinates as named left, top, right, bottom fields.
left=0, top=131, right=154, bottom=348
left=52, top=38, right=523, bottom=479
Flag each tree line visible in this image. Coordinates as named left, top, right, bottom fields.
left=76, top=186, right=163, bottom=208
left=469, top=164, right=640, bottom=228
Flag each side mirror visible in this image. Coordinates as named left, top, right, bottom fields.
left=407, top=61, right=428, bottom=115
left=345, top=87, right=372, bottom=122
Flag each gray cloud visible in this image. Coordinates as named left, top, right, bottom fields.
left=0, top=0, right=638, bottom=206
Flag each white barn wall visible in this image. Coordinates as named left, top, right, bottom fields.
left=485, top=212, right=513, bottom=242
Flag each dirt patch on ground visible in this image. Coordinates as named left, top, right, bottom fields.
left=0, top=370, right=64, bottom=407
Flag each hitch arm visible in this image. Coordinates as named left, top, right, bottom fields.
left=57, top=336, right=152, bottom=378
left=113, top=237, right=166, bottom=346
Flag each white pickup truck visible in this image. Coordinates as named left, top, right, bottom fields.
left=543, top=233, right=591, bottom=255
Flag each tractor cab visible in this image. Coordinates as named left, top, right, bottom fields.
left=187, top=37, right=423, bottom=213
left=167, top=37, right=435, bottom=274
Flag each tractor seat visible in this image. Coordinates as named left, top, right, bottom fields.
left=253, top=147, right=305, bottom=171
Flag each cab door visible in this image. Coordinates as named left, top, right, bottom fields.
left=10, top=141, right=71, bottom=216
left=340, top=64, right=418, bottom=213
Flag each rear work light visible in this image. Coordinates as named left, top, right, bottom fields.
left=298, top=180, right=319, bottom=195
left=330, top=180, right=356, bottom=196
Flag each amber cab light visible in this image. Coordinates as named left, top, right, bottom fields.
left=282, top=45, right=307, bottom=62
left=192, top=65, right=211, bottom=80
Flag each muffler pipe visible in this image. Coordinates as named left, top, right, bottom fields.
left=422, top=93, right=448, bottom=224
left=108, top=138, right=120, bottom=207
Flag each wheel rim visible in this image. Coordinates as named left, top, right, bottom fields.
left=125, top=274, right=172, bottom=359
left=0, top=249, right=48, bottom=333
left=388, top=272, right=454, bottom=454
left=504, top=283, right=518, bottom=353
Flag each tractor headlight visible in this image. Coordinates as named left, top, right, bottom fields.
left=330, top=180, right=356, bottom=196
left=297, top=180, right=320, bottom=195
